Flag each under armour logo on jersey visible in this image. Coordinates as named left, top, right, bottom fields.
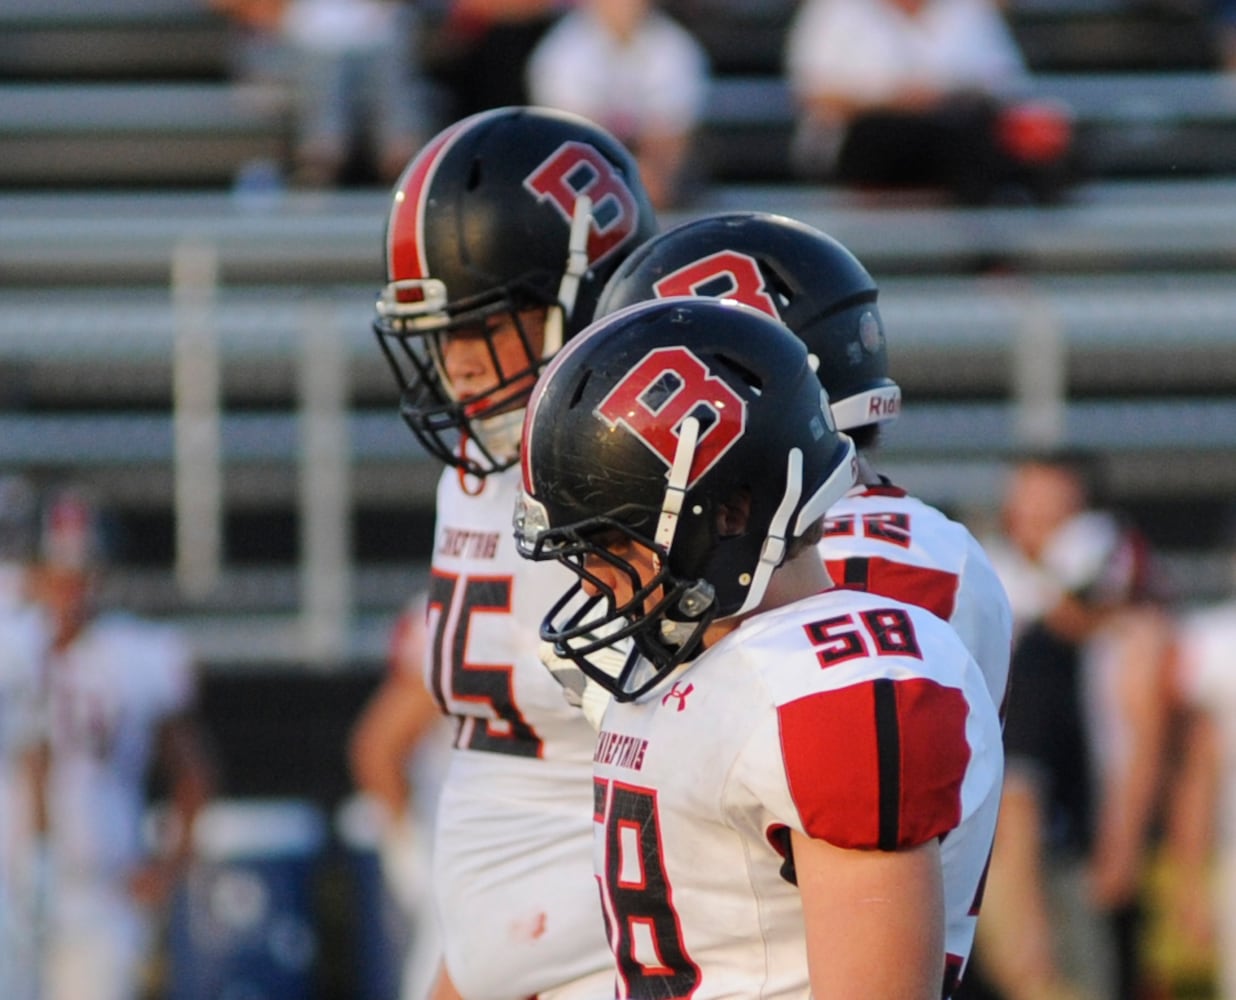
left=661, top=682, right=694, bottom=711
left=595, top=346, right=747, bottom=488
left=652, top=250, right=781, bottom=320
left=524, top=141, right=641, bottom=264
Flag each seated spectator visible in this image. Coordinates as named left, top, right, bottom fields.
left=424, top=0, right=564, bottom=118
left=1218, top=0, right=1236, bottom=72
left=212, top=0, right=431, bottom=188
left=208, top=0, right=293, bottom=85
left=281, top=0, right=430, bottom=186
left=784, top=0, right=1075, bottom=205
left=526, top=0, right=710, bottom=209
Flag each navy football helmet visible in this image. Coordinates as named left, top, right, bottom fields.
left=374, top=106, right=658, bottom=477
left=596, top=211, right=900, bottom=432
left=515, top=297, right=857, bottom=700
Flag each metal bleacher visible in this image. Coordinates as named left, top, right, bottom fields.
left=3, top=1, right=1236, bottom=675
left=0, top=0, right=289, bottom=187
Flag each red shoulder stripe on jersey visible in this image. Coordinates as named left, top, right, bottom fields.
left=777, top=678, right=970, bottom=850
left=825, top=556, right=960, bottom=620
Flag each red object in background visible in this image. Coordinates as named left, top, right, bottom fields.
left=997, top=99, right=1074, bottom=164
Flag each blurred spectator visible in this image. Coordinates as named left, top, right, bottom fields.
left=0, top=475, right=51, bottom=1000
left=348, top=594, right=449, bottom=1000
left=424, top=0, right=563, bottom=117
left=207, top=0, right=291, bottom=85
left=1165, top=528, right=1236, bottom=1000
left=210, top=0, right=431, bottom=187
left=526, top=0, right=711, bottom=209
left=971, top=453, right=1173, bottom=1000
left=7, top=484, right=217, bottom=1000
left=1218, top=0, right=1236, bottom=72
left=281, top=0, right=430, bottom=186
left=784, top=0, right=1075, bottom=205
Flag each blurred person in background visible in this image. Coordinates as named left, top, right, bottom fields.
left=9, top=484, right=217, bottom=1000
left=207, top=0, right=290, bottom=86
left=1215, top=0, right=1236, bottom=72
left=1163, top=514, right=1236, bottom=1000
left=423, top=0, right=563, bottom=118
left=279, top=0, right=430, bottom=186
left=0, top=475, right=52, bottom=1000
left=349, top=593, right=450, bottom=1000
left=784, top=0, right=1075, bottom=205
left=970, top=452, right=1173, bottom=1000
left=209, top=0, right=431, bottom=187
left=525, top=0, right=711, bottom=210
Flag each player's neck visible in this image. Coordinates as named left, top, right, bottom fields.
left=762, top=547, right=832, bottom=607
left=855, top=451, right=882, bottom=486
left=700, top=549, right=830, bottom=648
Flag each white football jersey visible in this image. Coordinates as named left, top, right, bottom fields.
left=593, top=588, right=1004, bottom=999
left=821, top=483, right=1012, bottom=712
left=1175, top=602, right=1236, bottom=841
left=43, top=612, right=195, bottom=880
left=425, top=466, right=612, bottom=1000
left=0, top=566, right=49, bottom=763
left=0, top=565, right=51, bottom=1000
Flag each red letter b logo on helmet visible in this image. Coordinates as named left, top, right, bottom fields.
left=525, top=141, right=640, bottom=264
left=596, top=347, right=747, bottom=488
left=652, top=250, right=781, bottom=320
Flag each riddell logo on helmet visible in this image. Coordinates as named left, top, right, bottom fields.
left=868, top=394, right=900, bottom=419
left=524, top=141, right=640, bottom=263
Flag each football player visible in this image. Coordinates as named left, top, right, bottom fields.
left=978, top=453, right=1172, bottom=1000
left=348, top=593, right=449, bottom=1000
left=372, top=106, right=657, bottom=1000
left=594, top=211, right=1012, bottom=714
left=20, top=485, right=216, bottom=1000
left=0, top=475, right=51, bottom=1000
left=514, top=297, right=1004, bottom=999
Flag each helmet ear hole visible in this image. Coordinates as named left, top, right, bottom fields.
left=759, top=264, right=794, bottom=305
left=716, top=488, right=751, bottom=539
left=713, top=354, right=763, bottom=392
left=567, top=371, right=592, bottom=409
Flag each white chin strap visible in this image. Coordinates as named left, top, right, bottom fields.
left=654, top=417, right=708, bottom=650
left=446, top=193, right=596, bottom=466
left=730, top=434, right=857, bottom=619
left=655, top=416, right=700, bottom=554
left=795, top=434, right=858, bottom=534
left=733, top=447, right=804, bottom=618
left=544, top=193, right=594, bottom=359
left=472, top=408, right=525, bottom=465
